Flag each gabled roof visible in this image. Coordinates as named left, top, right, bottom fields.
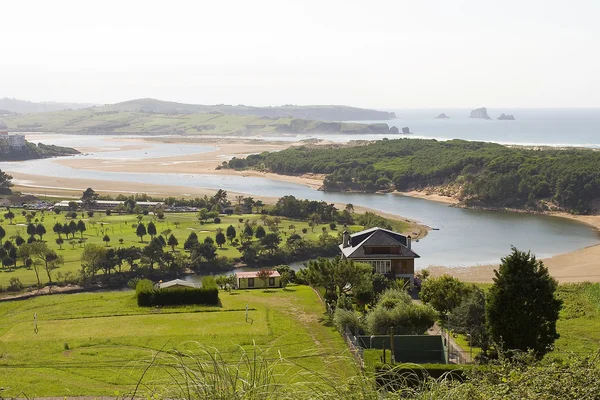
left=349, top=226, right=408, bottom=247
left=341, top=227, right=420, bottom=259
left=236, top=271, right=281, bottom=279
left=156, top=279, right=196, bottom=289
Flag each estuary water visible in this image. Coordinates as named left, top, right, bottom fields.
left=1, top=134, right=598, bottom=269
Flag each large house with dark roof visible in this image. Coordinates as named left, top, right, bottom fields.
left=340, top=227, right=419, bottom=286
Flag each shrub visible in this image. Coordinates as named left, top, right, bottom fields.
left=7, top=277, right=24, bottom=292
left=135, top=278, right=219, bottom=307
left=367, top=290, right=437, bottom=335
left=214, top=217, right=221, bottom=224
left=333, top=308, right=364, bottom=334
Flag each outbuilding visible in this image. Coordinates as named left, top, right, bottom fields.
left=235, top=271, right=281, bottom=289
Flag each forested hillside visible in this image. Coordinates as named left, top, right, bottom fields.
left=227, top=139, right=600, bottom=214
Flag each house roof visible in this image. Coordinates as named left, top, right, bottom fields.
left=341, top=227, right=420, bottom=259
left=156, top=279, right=196, bottom=289
left=236, top=271, right=281, bottom=279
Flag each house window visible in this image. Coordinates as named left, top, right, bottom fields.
left=248, top=278, right=254, bottom=287
left=269, top=277, right=275, bottom=286
left=370, top=260, right=391, bottom=274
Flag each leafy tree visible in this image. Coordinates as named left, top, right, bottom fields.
left=366, top=289, right=437, bottom=335
left=18, top=242, right=57, bottom=286
left=43, top=250, right=63, bottom=283
left=53, top=222, right=63, bottom=237
left=487, top=247, right=562, bottom=359
left=197, top=208, right=209, bottom=223
left=167, top=233, right=179, bottom=252
left=142, top=238, right=164, bottom=270
left=329, top=222, right=337, bottom=230
left=4, top=210, right=14, bottom=224
left=62, top=223, right=72, bottom=239
left=191, top=242, right=217, bottom=262
left=226, top=225, right=236, bottom=244
left=136, top=223, right=147, bottom=242
left=81, top=244, right=108, bottom=278
left=35, top=224, right=46, bottom=240
left=76, top=220, right=86, bottom=238
left=215, top=232, right=226, bottom=248
left=26, top=223, right=36, bottom=238
left=0, top=225, right=5, bottom=244
left=302, top=228, right=308, bottom=234
left=420, top=275, right=475, bottom=316
left=68, top=220, right=78, bottom=237
left=56, top=237, right=64, bottom=249
left=0, top=170, right=13, bottom=193
left=184, top=232, right=199, bottom=250
left=260, top=233, right=281, bottom=253
left=243, top=224, right=254, bottom=237
left=81, top=187, right=98, bottom=209
left=451, top=287, right=490, bottom=351
left=303, top=257, right=373, bottom=302
left=103, top=234, right=110, bottom=246
left=14, top=235, right=24, bottom=247
left=256, top=268, right=274, bottom=289
left=147, top=222, right=157, bottom=240
left=255, top=225, right=266, bottom=239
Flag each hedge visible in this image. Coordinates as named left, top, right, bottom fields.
left=135, top=279, right=220, bottom=307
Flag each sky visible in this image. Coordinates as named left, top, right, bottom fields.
left=1, top=0, right=599, bottom=108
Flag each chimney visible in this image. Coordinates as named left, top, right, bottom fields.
left=406, top=235, right=412, bottom=250
left=342, top=230, right=350, bottom=248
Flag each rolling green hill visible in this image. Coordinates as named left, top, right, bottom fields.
left=98, top=98, right=396, bottom=121
left=3, top=107, right=398, bottom=135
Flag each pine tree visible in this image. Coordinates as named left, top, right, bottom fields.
left=487, top=247, right=562, bottom=359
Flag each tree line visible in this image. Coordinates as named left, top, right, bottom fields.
left=225, top=138, right=600, bottom=214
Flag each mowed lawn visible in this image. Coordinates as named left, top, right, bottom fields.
left=0, top=210, right=365, bottom=288
left=0, top=285, right=355, bottom=397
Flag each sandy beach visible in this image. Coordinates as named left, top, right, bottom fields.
left=10, top=135, right=600, bottom=283
left=54, top=139, right=325, bottom=189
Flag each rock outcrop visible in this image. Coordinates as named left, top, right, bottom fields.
left=469, top=107, right=491, bottom=120
left=497, top=113, right=515, bottom=120
left=435, top=113, right=450, bottom=119
left=401, top=127, right=411, bottom=134
left=390, top=126, right=399, bottom=134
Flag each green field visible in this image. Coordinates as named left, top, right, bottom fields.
left=452, top=282, right=600, bottom=360
left=0, top=210, right=367, bottom=288
left=0, top=285, right=354, bottom=397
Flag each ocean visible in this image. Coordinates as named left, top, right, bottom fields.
left=356, top=108, right=600, bottom=148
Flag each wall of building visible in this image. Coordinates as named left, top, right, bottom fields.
left=237, top=276, right=281, bottom=289
left=392, top=259, right=414, bottom=275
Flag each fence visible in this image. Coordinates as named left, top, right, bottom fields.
left=344, top=325, right=364, bottom=368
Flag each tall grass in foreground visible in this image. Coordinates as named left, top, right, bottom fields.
left=130, top=343, right=429, bottom=400
left=129, top=344, right=600, bottom=400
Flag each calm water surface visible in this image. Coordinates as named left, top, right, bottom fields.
left=1, top=134, right=597, bottom=269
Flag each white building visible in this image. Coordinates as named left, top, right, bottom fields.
left=0, top=132, right=25, bottom=147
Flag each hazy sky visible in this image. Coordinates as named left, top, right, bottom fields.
left=2, top=0, right=599, bottom=108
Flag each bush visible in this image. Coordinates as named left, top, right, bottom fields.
left=214, top=217, right=221, bottom=224
left=8, top=277, right=24, bottom=292
left=135, top=278, right=220, bottom=307
left=333, top=308, right=364, bottom=334
left=367, top=290, right=437, bottom=335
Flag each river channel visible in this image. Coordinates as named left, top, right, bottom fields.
left=0, top=135, right=597, bottom=269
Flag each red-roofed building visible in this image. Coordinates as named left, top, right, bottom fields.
left=235, top=270, right=281, bottom=289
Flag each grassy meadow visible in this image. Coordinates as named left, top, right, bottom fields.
left=0, top=209, right=367, bottom=288
left=0, top=285, right=355, bottom=397
left=451, top=282, right=600, bottom=360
